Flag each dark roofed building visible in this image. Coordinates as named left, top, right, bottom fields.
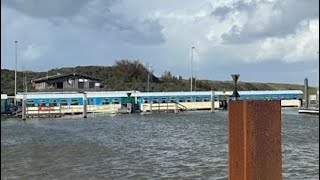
left=31, top=73, right=102, bottom=91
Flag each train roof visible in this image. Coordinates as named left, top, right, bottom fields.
left=134, top=91, right=224, bottom=97
left=224, top=90, right=303, bottom=95
left=15, top=91, right=137, bottom=99
left=14, top=90, right=303, bottom=99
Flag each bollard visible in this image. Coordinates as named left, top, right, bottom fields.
left=83, top=93, right=87, bottom=118
left=228, top=100, right=282, bottom=180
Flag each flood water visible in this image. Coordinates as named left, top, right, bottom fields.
left=1, top=109, right=319, bottom=179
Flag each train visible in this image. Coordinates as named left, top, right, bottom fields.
left=1, top=90, right=303, bottom=115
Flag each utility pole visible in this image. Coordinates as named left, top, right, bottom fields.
left=14, top=41, right=18, bottom=105
left=191, top=46, right=195, bottom=92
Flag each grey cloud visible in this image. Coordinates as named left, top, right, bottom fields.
left=1, top=0, right=91, bottom=17
left=118, top=19, right=165, bottom=45
left=211, top=6, right=232, bottom=20
left=211, top=1, right=256, bottom=20
left=217, top=0, right=319, bottom=44
left=2, top=0, right=165, bottom=45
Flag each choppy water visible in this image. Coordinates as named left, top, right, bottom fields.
left=1, top=109, right=319, bottom=179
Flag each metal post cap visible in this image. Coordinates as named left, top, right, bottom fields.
left=231, top=74, right=240, bottom=81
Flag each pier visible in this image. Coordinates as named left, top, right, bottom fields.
left=298, top=78, right=319, bottom=115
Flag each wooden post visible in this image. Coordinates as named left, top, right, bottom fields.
left=211, top=90, right=215, bottom=112
left=83, top=93, right=87, bottom=118
left=174, top=103, right=177, bottom=113
left=228, top=100, right=282, bottom=180
left=59, top=104, right=62, bottom=117
left=149, top=102, right=152, bottom=113
left=22, top=94, right=26, bottom=120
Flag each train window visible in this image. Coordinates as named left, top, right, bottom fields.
left=187, top=97, right=193, bottom=102
left=214, top=97, right=218, bottom=101
left=49, top=100, right=57, bottom=106
left=88, top=99, right=94, bottom=105
left=113, top=98, right=119, bottom=104
left=286, top=95, right=290, bottom=99
left=203, top=97, right=210, bottom=102
left=71, top=99, right=79, bottom=105
left=179, top=97, right=185, bottom=102
left=153, top=97, right=159, bottom=103
left=170, top=97, right=177, bottom=103
left=102, top=98, right=110, bottom=105
left=39, top=100, right=46, bottom=106
left=60, top=99, right=68, bottom=106
left=143, top=98, right=149, bottom=103
left=26, top=100, right=35, bottom=107
left=273, top=96, right=278, bottom=100
left=195, top=96, right=202, bottom=102
left=280, top=96, right=285, bottom=100
left=161, top=97, right=168, bottom=103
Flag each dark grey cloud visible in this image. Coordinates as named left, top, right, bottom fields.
left=1, top=0, right=91, bottom=17
left=211, top=6, right=232, bottom=20
left=117, top=19, right=165, bottom=45
left=1, top=0, right=165, bottom=45
left=211, top=1, right=256, bottom=20
left=215, top=0, right=319, bottom=44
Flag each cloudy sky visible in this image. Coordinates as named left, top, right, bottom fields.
left=1, top=0, right=319, bottom=85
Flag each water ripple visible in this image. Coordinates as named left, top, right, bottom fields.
left=1, top=111, right=318, bottom=179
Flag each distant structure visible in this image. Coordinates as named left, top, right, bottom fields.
left=31, top=73, right=102, bottom=91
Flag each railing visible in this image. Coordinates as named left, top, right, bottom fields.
left=26, top=106, right=62, bottom=118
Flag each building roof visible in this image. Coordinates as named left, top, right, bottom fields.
left=31, top=73, right=100, bottom=83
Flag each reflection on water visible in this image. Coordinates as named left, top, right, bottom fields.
left=1, top=109, right=319, bottom=179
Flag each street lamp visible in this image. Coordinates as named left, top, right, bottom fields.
left=14, top=41, right=18, bottom=105
left=317, top=52, right=319, bottom=105
left=191, top=46, right=195, bottom=92
left=147, top=65, right=153, bottom=92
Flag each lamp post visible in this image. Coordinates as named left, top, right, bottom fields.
left=317, top=52, right=319, bottom=105
left=191, top=46, right=195, bottom=92
left=147, top=65, right=152, bottom=92
left=14, top=41, right=18, bottom=105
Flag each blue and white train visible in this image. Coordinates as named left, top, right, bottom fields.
left=7, top=90, right=303, bottom=115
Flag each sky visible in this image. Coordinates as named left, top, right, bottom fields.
left=1, top=0, right=319, bottom=86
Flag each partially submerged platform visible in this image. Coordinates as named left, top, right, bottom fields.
left=298, top=108, right=319, bottom=115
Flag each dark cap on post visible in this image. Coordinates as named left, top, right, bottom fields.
left=231, top=74, right=240, bottom=100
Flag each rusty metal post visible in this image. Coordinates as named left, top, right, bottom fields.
left=228, top=100, right=282, bottom=180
